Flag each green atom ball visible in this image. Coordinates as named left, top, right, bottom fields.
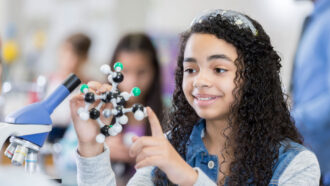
left=80, top=84, right=89, bottom=93
left=132, top=87, right=141, bottom=96
left=114, top=62, right=123, bottom=71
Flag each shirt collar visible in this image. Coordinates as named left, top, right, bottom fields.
left=186, top=119, right=209, bottom=159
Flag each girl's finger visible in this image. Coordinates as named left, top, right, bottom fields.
left=135, top=146, right=162, bottom=163
left=98, top=83, right=112, bottom=93
left=87, top=81, right=102, bottom=92
left=135, top=155, right=162, bottom=169
left=146, top=107, right=164, bottom=138
left=70, top=93, right=85, bottom=102
left=129, top=137, right=161, bottom=157
left=70, top=94, right=85, bottom=109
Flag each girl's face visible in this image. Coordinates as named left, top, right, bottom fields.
left=116, top=51, right=155, bottom=104
left=58, top=42, right=79, bottom=73
left=182, top=33, right=238, bottom=121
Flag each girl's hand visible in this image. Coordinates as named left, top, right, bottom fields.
left=70, top=81, right=112, bottom=157
left=106, top=134, right=134, bottom=162
left=129, top=107, right=198, bottom=186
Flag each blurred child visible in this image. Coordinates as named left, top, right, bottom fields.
left=108, top=33, right=163, bottom=185
left=47, top=33, right=91, bottom=143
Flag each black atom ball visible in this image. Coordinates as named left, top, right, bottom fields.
left=102, top=92, right=112, bottom=103
left=89, top=108, right=100, bottom=120
left=115, top=106, right=123, bottom=117
left=112, top=72, right=124, bottom=83
left=132, top=104, right=144, bottom=113
left=117, top=95, right=126, bottom=106
left=100, top=125, right=110, bottom=136
left=112, top=92, right=119, bottom=99
left=84, top=92, right=95, bottom=103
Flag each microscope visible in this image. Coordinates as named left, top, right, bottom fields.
left=0, top=74, right=81, bottom=173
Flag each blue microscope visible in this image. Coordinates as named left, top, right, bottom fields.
left=0, top=74, right=80, bottom=173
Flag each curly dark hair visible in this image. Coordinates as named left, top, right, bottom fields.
left=152, top=12, right=303, bottom=185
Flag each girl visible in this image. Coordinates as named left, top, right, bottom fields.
left=107, top=33, right=163, bottom=185
left=70, top=10, right=320, bottom=185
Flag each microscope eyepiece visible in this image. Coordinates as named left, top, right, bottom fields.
left=63, top=74, right=81, bottom=93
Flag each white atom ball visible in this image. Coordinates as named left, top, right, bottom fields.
left=134, top=110, right=145, bottom=121
left=103, top=109, right=112, bottom=118
left=109, top=128, right=118, bottom=136
left=119, top=115, right=128, bottom=124
left=120, top=92, right=130, bottom=101
left=100, top=64, right=111, bottom=74
left=77, top=107, right=84, bottom=114
left=112, top=124, right=123, bottom=133
left=123, top=132, right=136, bottom=146
left=96, top=134, right=105, bottom=143
left=79, top=111, right=89, bottom=121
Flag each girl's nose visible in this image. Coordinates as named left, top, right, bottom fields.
left=193, top=70, right=211, bottom=88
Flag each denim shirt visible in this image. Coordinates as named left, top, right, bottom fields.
left=76, top=118, right=319, bottom=186
left=185, top=119, right=315, bottom=185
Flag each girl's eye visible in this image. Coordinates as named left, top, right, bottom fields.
left=184, top=68, right=196, bottom=73
left=215, top=68, right=227, bottom=73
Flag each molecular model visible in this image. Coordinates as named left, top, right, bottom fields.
left=77, top=62, right=147, bottom=143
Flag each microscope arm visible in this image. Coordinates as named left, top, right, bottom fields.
left=0, top=122, right=52, bottom=151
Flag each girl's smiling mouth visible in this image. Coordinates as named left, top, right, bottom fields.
left=193, top=94, right=221, bottom=107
